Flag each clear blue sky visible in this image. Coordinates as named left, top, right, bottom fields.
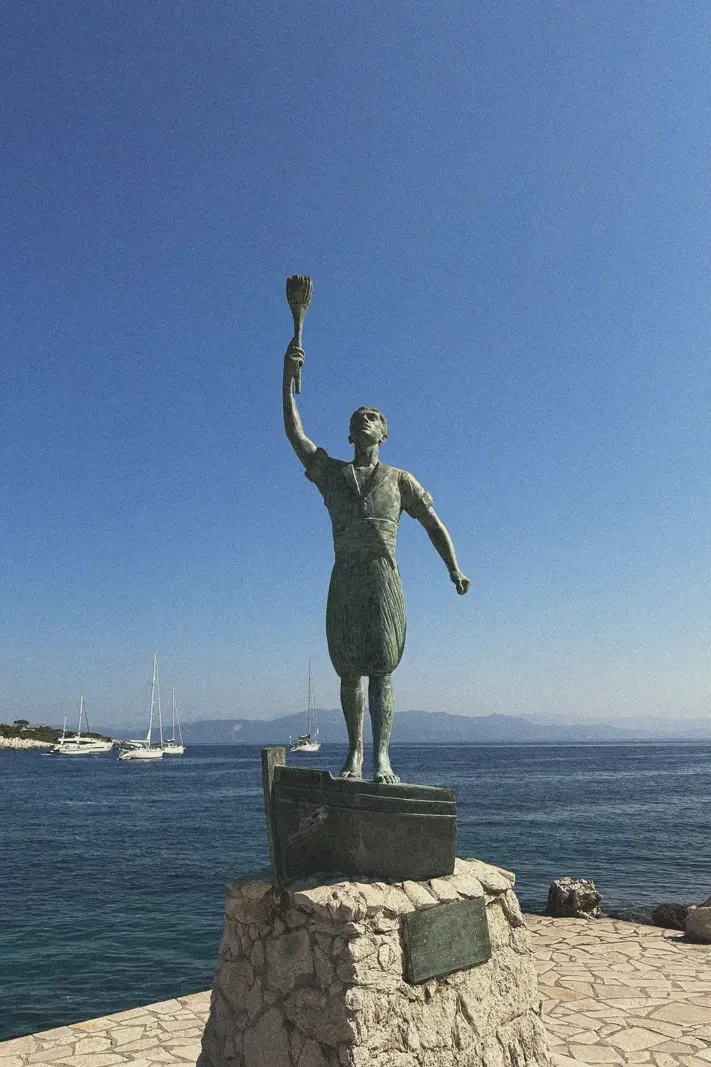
left=2, top=0, right=710, bottom=726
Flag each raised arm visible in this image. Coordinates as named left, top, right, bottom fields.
left=283, top=340, right=318, bottom=467
left=417, top=507, right=471, bottom=595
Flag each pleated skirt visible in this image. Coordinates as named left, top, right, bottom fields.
left=326, top=556, right=406, bottom=679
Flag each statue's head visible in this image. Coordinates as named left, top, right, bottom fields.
left=349, top=407, right=388, bottom=446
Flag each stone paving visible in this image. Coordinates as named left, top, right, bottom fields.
left=1, top=916, right=710, bottom=1067
left=528, top=915, right=711, bottom=1067
left=0, top=992, right=211, bottom=1067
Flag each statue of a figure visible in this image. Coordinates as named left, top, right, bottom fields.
left=283, top=340, right=470, bottom=784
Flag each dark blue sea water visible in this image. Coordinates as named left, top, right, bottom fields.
left=3, top=742, right=711, bottom=1041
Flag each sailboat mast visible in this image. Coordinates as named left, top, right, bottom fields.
left=82, top=696, right=92, bottom=736
left=78, top=695, right=85, bottom=738
left=147, top=653, right=156, bottom=744
left=156, top=663, right=163, bottom=748
left=172, top=688, right=183, bottom=745
left=311, top=665, right=319, bottom=740
left=307, top=660, right=313, bottom=736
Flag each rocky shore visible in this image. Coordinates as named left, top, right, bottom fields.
left=0, top=721, right=112, bottom=750
left=0, top=736, right=53, bottom=750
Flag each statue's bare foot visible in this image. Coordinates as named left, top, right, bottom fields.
left=339, top=753, right=363, bottom=780
left=373, top=759, right=400, bottom=784
left=374, top=770, right=400, bottom=784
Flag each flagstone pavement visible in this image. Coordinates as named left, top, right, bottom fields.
left=1, top=916, right=710, bottom=1067
left=528, top=915, right=711, bottom=1067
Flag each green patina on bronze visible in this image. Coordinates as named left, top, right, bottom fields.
left=261, top=748, right=456, bottom=885
left=261, top=745, right=286, bottom=877
left=403, top=897, right=491, bottom=983
left=282, top=276, right=471, bottom=784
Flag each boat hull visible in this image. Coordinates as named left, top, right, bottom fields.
left=118, top=747, right=163, bottom=761
left=51, top=741, right=114, bottom=755
left=162, top=744, right=185, bottom=755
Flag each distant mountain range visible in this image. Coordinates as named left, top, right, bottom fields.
left=163, top=709, right=711, bottom=745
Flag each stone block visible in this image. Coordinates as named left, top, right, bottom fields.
left=545, top=878, right=602, bottom=918
left=651, top=903, right=694, bottom=930
left=685, top=906, right=711, bottom=943
left=197, top=857, right=551, bottom=1067
left=266, top=929, right=314, bottom=993
left=242, top=1008, right=290, bottom=1067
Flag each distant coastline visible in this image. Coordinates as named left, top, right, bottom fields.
left=6, top=709, right=711, bottom=749
left=0, top=722, right=112, bottom=751
left=140, top=709, right=711, bottom=746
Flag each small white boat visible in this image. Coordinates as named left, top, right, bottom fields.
left=162, top=688, right=185, bottom=756
left=118, top=653, right=164, bottom=761
left=119, top=744, right=163, bottom=761
left=51, top=697, right=114, bottom=755
left=289, top=661, right=321, bottom=754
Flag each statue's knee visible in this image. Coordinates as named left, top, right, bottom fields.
left=369, top=673, right=392, bottom=694
left=340, top=674, right=361, bottom=692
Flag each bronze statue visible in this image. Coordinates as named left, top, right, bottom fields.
left=282, top=278, right=469, bottom=783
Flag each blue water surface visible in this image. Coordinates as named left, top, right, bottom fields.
left=2, top=742, right=711, bottom=1040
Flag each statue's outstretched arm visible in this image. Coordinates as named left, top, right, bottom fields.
left=283, top=340, right=318, bottom=467
left=417, top=508, right=471, bottom=595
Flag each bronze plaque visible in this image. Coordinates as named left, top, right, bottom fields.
left=403, top=897, right=491, bottom=983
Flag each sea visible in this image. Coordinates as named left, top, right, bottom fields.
left=2, top=742, right=711, bottom=1041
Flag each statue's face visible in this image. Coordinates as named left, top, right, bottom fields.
left=349, top=407, right=387, bottom=445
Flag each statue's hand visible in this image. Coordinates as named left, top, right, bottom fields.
left=450, top=570, right=471, bottom=595
left=284, top=340, right=304, bottom=383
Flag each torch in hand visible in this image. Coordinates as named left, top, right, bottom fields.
left=285, top=275, right=313, bottom=395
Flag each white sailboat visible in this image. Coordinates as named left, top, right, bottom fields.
left=118, top=653, right=164, bottom=761
left=51, top=696, right=114, bottom=755
left=162, top=688, right=185, bottom=755
left=289, top=661, right=321, bottom=753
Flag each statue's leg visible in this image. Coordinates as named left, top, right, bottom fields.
left=338, top=674, right=364, bottom=779
left=369, top=674, right=400, bottom=784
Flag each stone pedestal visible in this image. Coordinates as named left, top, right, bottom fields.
left=197, top=857, right=550, bottom=1067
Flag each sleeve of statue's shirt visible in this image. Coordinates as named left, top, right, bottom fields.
left=303, top=447, right=331, bottom=496
left=398, top=470, right=434, bottom=520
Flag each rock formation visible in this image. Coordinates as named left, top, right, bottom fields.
left=651, top=903, right=694, bottom=931
left=545, top=878, right=602, bottom=919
